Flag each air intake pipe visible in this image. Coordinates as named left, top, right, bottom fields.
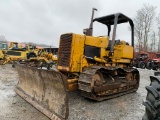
left=83, top=8, right=97, bottom=36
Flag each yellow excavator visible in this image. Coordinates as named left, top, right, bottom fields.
left=15, top=9, right=140, bottom=120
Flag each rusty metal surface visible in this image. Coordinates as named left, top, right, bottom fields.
left=93, top=80, right=137, bottom=92
left=78, top=66, right=140, bottom=101
left=58, top=34, right=72, bottom=67
left=15, top=64, right=69, bottom=120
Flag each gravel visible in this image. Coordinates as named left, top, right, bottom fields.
left=0, top=64, right=154, bottom=120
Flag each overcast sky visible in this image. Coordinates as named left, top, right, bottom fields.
left=0, top=0, right=160, bottom=47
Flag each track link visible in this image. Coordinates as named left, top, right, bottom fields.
left=78, top=66, right=140, bottom=101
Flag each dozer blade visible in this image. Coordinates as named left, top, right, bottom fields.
left=15, top=64, right=69, bottom=120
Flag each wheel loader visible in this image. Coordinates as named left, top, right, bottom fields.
left=15, top=9, right=140, bottom=120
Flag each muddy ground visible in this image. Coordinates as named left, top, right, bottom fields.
left=0, top=64, right=154, bottom=120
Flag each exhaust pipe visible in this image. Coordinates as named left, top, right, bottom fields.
left=83, top=8, right=97, bottom=36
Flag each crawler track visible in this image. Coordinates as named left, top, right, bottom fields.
left=78, top=66, right=140, bottom=101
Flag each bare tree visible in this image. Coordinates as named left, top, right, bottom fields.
left=150, top=31, right=156, bottom=52
left=157, top=14, right=160, bottom=52
left=134, top=4, right=156, bottom=52
left=158, top=27, right=160, bottom=52
left=0, top=35, right=7, bottom=42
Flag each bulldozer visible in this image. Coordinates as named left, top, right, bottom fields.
left=0, top=41, right=31, bottom=65
left=7, top=43, right=40, bottom=61
left=15, top=9, right=140, bottom=120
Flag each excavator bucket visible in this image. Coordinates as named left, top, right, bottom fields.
left=15, top=64, right=69, bottom=120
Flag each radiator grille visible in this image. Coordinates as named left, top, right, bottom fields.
left=58, top=34, right=72, bottom=67
left=7, top=51, right=21, bottom=56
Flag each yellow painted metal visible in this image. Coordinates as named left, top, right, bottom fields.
left=9, top=52, right=27, bottom=61
left=113, top=41, right=133, bottom=59
left=112, top=58, right=131, bottom=63
left=85, top=36, right=109, bottom=48
left=67, top=78, right=78, bottom=84
left=0, top=50, right=4, bottom=59
left=58, top=34, right=110, bottom=72
left=67, top=78, right=78, bottom=91
left=40, top=52, right=58, bottom=62
left=69, top=34, right=85, bottom=72
left=58, top=34, right=85, bottom=72
left=94, top=56, right=106, bottom=63
left=58, top=66, right=70, bottom=71
left=0, top=50, right=10, bottom=65
left=58, top=33, right=133, bottom=73
left=7, top=45, right=45, bottom=62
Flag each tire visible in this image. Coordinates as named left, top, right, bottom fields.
left=47, top=62, right=56, bottom=70
left=154, top=72, right=160, bottom=76
left=152, top=63, right=157, bottom=70
left=37, top=59, right=46, bottom=68
left=27, top=52, right=37, bottom=59
left=142, top=75, right=160, bottom=120
left=138, top=61, right=146, bottom=69
left=132, top=60, right=137, bottom=67
left=12, top=62, right=16, bottom=68
left=146, top=61, right=153, bottom=70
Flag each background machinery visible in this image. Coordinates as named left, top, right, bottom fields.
left=0, top=42, right=10, bottom=65
left=7, top=44, right=39, bottom=61
left=0, top=42, right=8, bottom=54
left=133, top=51, right=157, bottom=69
left=0, top=49, right=10, bottom=65
left=146, top=53, right=160, bottom=70
left=15, top=9, right=140, bottom=120
left=22, top=50, right=58, bottom=69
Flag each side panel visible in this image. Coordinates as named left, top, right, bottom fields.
left=122, top=45, right=133, bottom=58
left=85, top=36, right=109, bottom=48
left=70, top=34, right=85, bottom=72
left=114, top=45, right=133, bottom=59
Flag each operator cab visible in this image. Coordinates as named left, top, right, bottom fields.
left=93, top=13, right=134, bottom=55
left=84, top=11, right=134, bottom=56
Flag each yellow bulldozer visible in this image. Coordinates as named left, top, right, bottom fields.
left=7, top=43, right=40, bottom=61
left=15, top=9, right=140, bottom=120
